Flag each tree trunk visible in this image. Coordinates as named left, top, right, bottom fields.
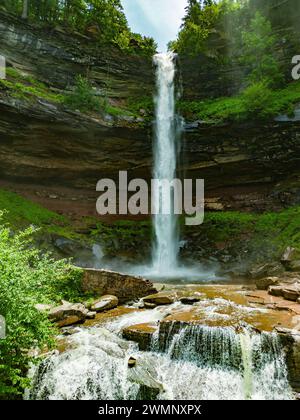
left=21, top=0, right=29, bottom=20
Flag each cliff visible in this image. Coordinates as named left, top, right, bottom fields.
left=0, top=10, right=299, bottom=220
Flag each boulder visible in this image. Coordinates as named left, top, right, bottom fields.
left=82, top=269, right=157, bottom=304
left=255, top=277, right=279, bottom=290
left=48, top=302, right=88, bottom=327
left=128, top=357, right=137, bottom=368
left=90, top=295, right=118, bottom=312
left=122, top=323, right=157, bottom=351
left=289, top=260, right=300, bottom=272
left=281, top=247, right=300, bottom=272
left=269, top=285, right=300, bottom=302
left=35, top=304, right=53, bottom=312
left=249, top=262, right=285, bottom=279
left=180, top=295, right=202, bottom=305
left=143, top=292, right=177, bottom=306
left=282, top=285, right=300, bottom=302
left=276, top=328, right=300, bottom=392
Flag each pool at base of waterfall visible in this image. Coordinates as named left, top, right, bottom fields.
left=25, top=285, right=296, bottom=401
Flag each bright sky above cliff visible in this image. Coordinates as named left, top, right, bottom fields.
left=121, top=0, right=188, bottom=52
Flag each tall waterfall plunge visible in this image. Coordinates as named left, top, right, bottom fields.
left=152, top=52, right=180, bottom=274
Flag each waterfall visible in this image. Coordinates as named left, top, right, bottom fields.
left=27, top=320, right=293, bottom=400
left=152, top=52, right=180, bottom=274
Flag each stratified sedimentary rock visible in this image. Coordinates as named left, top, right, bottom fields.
left=82, top=269, right=157, bottom=304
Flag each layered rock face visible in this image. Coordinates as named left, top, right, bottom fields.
left=0, top=10, right=299, bottom=216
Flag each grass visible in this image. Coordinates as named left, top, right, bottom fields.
left=0, top=189, right=64, bottom=227
left=178, top=81, right=300, bottom=124
left=0, top=189, right=84, bottom=241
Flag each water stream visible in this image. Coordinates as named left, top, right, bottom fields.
left=27, top=310, right=293, bottom=401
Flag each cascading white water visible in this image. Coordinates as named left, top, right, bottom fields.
left=27, top=314, right=294, bottom=401
left=152, top=52, right=180, bottom=274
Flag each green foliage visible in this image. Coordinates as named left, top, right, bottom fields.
left=1, top=0, right=157, bottom=56
left=63, top=75, right=104, bottom=113
left=0, top=189, right=64, bottom=227
left=0, top=217, right=83, bottom=398
left=241, top=82, right=273, bottom=116
left=127, top=96, right=154, bottom=118
left=240, top=11, right=283, bottom=88
left=0, top=67, right=63, bottom=102
left=171, top=0, right=221, bottom=55
left=197, top=205, right=300, bottom=253
left=91, top=220, right=151, bottom=254
left=178, top=80, right=300, bottom=123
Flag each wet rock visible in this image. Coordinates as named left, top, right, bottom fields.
left=281, top=247, right=300, bottom=272
left=122, top=323, right=157, bottom=351
left=180, top=296, right=202, bottom=305
left=86, top=311, right=97, bottom=319
left=82, top=269, right=157, bottom=304
left=249, top=262, right=285, bottom=279
left=128, top=357, right=137, bottom=368
left=48, top=302, right=88, bottom=327
left=143, top=292, right=177, bottom=306
left=269, top=284, right=300, bottom=302
left=127, top=355, right=164, bottom=399
left=276, top=328, right=300, bottom=392
left=90, top=295, right=118, bottom=312
left=255, top=277, right=280, bottom=290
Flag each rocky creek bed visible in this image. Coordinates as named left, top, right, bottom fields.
left=27, top=271, right=300, bottom=400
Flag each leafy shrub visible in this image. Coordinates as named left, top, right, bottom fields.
left=0, top=218, right=83, bottom=398
left=63, top=76, right=105, bottom=113
left=241, top=82, right=273, bottom=116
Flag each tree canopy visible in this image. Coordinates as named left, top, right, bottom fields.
left=0, top=0, right=157, bottom=56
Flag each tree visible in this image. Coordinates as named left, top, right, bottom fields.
left=21, top=0, right=29, bottom=19
left=241, top=11, right=283, bottom=87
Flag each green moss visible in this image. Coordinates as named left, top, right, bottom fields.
left=127, top=96, right=154, bottom=118
left=193, top=207, right=300, bottom=257
left=0, top=68, right=63, bottom=103
left=0, top=189, right=64, bottom=227
left=179, top=81, right=300, bottom=124
left=91, top=219, right=152, bottom=253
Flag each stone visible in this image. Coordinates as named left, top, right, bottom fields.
left=90, top=295, right=118, bottom=312
left=35, top=304, right=52, bottom=312
left=275, top=328, right=300, bottom=392
left=82, top=269, right=157, bottom=304
left=122, top=323, right=158, bottom=351
left=268, top=286, right=284, bottom=298
left=290, top=260, right=300, bottom=272
left=269, top=284, right=300, bottom=302
left=128, top=357, right=137, bottom=368
left=86, top=311, right=97, bottom=319
left=249, top=262, right=285, bottom=279
left=180, top=296, right=202, bottom=305
left=281, top=247, right=300, bottom=271
left=143, top=292, right=177, bottom=306
left=48, top=302, right=88, bottom=327
left=282, top=286, right=300, bottom=302
left=255, top=277, right=279, bottom=290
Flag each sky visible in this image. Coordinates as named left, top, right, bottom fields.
left=121, top=0, right=188, bottom=52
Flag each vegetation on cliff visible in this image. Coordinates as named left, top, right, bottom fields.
left=0, top=215, right=83, bottom=398
left=179, top=80, right=300, bottom=123
left=0, top=0, right=157, bottom=56
left=172, top=0, right=299, bottom=123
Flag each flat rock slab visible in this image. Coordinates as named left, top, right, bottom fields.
left=122, top=323, right=158, bottom=351
left=91, top=295, right=118, bottom=312
left=82, top=269, right=157, bottom=304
